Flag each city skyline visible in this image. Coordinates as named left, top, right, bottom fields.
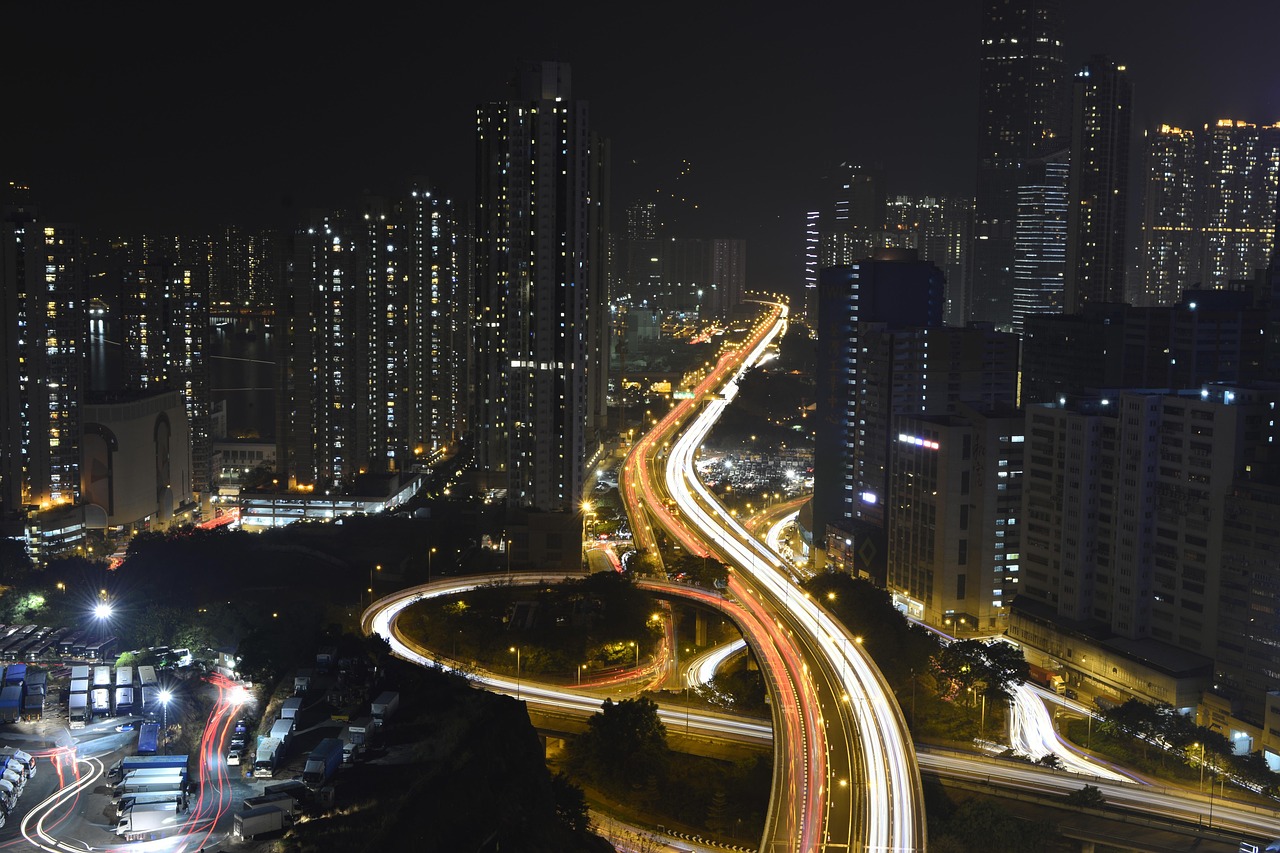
left=9, top=3, right=1280, bottom=292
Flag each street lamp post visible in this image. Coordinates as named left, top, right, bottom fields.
left=577, top=663, right=586, bottom=687
left=428, top=548, right=437, bottom=584
left=158, top=689, right=172, bottom=755
left=370, top=564, right=381, bottom=600
left=509, top=646, right=521, bottom=699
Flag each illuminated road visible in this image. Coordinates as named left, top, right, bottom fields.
left=1006, top=682, right=1135, bottom=783
left=686, top=640, right=747, bottom=688
left=365, top=574, right=1280, bottom=849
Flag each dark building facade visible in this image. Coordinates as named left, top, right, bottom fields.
left=1065, top=56, right=1132, bottom=312
left=812, top=249, right=945, bottom=570
left=970, top=0, right=1067, bottom=328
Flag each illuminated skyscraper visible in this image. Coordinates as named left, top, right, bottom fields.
left=884, top=195, right=972, bottom=326
left=1139, top=124, right=1201, bottom=306
left=819, top=164, right=885, bottom=268
left=474, top=61, right=607, bottom=512
left=1, top=187, right=84, bottom=520
left=970, top=0, right=1067, bottom=328
left=275, top=186, right=469, bottom=488
left=1139, top=120, right=1280, bottom=303
left=1065, top=56, right=1132, bottom=311
left=803, top=210, right=820, bottom=325
left=1012, top=154, right=1069, bottom=331
left=1201, top=120, right=1280, bottom=288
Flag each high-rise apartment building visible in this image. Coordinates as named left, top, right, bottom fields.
left=1202, top=120, right=1280, bottom=288
left=1, top=188, right=84, bottom=522
left=275, top=186, right=468, bottom=488
left=110, top=236, right=212, bottom=497
left=1012, top=386, right=1280, bottom=727
left=403, top=184, right=469, bottom=457
left=1065, top=56, right=1132, bottom=311
left=1012, top=154, right=1070, bottom=331
left=474, top=61, right=606, bottom=512
left=1139, top=124, right=1201, bottom=306
left=970, top=0, right=1067, bottom=328
left=1140, top=120, right=1280, bottom=304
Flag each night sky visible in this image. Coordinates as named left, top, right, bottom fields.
left=9, top=2, right=1279, bottom=294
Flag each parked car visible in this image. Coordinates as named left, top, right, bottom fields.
left=226, top=748, right=242, bottom=767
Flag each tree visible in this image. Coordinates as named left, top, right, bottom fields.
left=933, top=639, right=1028, bottom=702
left=571, top=697, right=669, bottom=788
left=1065, top=784, right=1107, bottom=807
left=0, top=538, right=33, bottom=586
left=550, top=771, right=589, bottom=834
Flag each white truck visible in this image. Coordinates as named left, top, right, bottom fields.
left=0, top=778, right=18, bottom=810
left=69, top=692, right=89, bottom=729
left=269, top=717, right=294, bottom=745
left=370, top=691, right=399, bottom=725
left=116, top=801, right=182, bottom=842
left=0, top=747, right=35, bottom=780
left=280, top=697, right=303, bottom=720
left=116, top=790, right=187, bottom=814
left=234, top=805, right=289, bottom=840
left=338, top=725, right=358, bottom=764
left=253, top=737, right=281, bottom=778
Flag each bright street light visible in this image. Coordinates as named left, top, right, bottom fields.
left=94, top=603, right=112, bottom=620
left=158, top=689, right=172, bottom=755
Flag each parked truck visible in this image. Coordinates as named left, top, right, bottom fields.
left=293, top=668, right=313, bottom=694
left=2, top=768, right=24, bottom=796
left=348, top=716, right=374, bottom=749
left=114, top=686, right=135, bottom=717
left=269, top=717, right=294, bottom=745
left=338, top=726, right=358, bottom=764
left=0, top=686, right=21, bottom=723
left=20, top=692, right=42, bottom=722
left=4, top=664, right=26, bottom=686
left=0, top=747, right=37, bottom=780
left=136, top=721, right=160, bottom=755
left=1027, top=664, right=1066, bottom=695
left=69, top=678, right=89, bottom=695
left=234, top=805, right=289, bottom=840
left=70, top=665, right=90, bottom=682
left=253, top=737, right=281, bottom=778
left=301, top=737, right=343, bottom=788
left=370, top=691, right=399, bottom=724
left=91, top=686, right=112, bottom=717
left=243, top=791, right=302, bottom=819
left=137, top=665, right=157, bottom=688
left=0, top=778, right=18, bottom=810
left=263, top=779, right=309, bottom=802
left=93, top=665, right=112, bottom=689
left=0, top=758, right=28, bottom=785
left=116, top=801, right=182, bottom=841
left=315, top=646, right=336, bottom=672
left=114, top=772, right=186, bottom=800
left=69, top=692, right=90, bottom=729
left=110, top=753, right=188, bottom=781
left=117, top=790, right=187, bottom=813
